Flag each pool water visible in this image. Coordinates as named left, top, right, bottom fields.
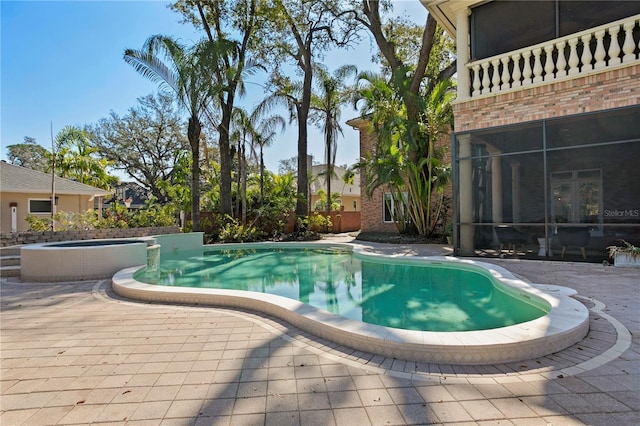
left=134, top=247, right=548, bottom=332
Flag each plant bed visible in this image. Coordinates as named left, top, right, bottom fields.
left=355, top=231, right=446, bottom=245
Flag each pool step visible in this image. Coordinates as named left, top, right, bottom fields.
left=0, top=246, right=21, bottom=278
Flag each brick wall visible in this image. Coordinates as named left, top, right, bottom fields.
left=454, top=64, right=640, bottom=131
left=355, top=121, right=399, bottom=233
left=352, top=119, right=453, bottom=234
left=0, top=226, right=181, bottom=248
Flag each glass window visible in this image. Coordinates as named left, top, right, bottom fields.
left=383, top=192, right=407, bottom=223
left=550, top=169, right=602, bottom=224
left=383, top=193, right=393, bottom=223
left=29, top=199, right=52, bottom=214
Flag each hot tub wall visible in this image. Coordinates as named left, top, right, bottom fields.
left=21, top=240, right=148, bottom=282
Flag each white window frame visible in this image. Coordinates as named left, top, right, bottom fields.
left=383, top=192, right=407, bottom=223
left=28, top=198, right=53, bottom=214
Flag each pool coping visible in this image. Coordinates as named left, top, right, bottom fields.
left=111, top=241, right=590, bottom=365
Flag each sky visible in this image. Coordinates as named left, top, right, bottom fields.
left=1, top=0, right=427, bottom=175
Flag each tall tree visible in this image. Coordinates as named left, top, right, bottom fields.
left=89, top=93, right=189, bottom=203
left=349, top=0, right=455, bottom=158
left=171, top=0, right=263, bottom=217
left=311, top=64, right=357, bottom=216
left=259, top=0, right=360, bottom=218
left=6, top=136, right=50, bottom=172
left=347, top=1, right=456, bottom=236
left=124, top=35, right=234, bottom=231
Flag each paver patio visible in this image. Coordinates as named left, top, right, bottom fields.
left=1, top=235, right=638, bottom=425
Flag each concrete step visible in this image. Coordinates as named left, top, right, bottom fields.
left=0, top=265, right=21, bottom=278
left=0, top=256, right=20, bottom=267
left=0, top=246, right=21, bottom=257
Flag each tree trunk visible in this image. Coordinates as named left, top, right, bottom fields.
left=219, top=103, right=233, bottom=216
left=241, top=142, right=247, bottom=225
left=295, top=49, right=313, bottom=219
left=259, top=146, right=265, bottom=207
left=326, top=137, right=332, bottom=218
left=187, top=116, right=201, bottom=232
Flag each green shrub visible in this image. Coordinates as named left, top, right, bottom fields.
left=25, top=215, right=52, bottom=232
left=218, top=216, right=264, bottom=243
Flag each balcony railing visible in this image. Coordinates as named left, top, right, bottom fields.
left=466, top=14, right=640, bottom=98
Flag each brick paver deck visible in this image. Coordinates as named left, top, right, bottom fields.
left=1, top=235, right=638, bottom=425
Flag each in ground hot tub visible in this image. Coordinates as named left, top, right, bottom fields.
left=21, top=238, right=152, bottom=282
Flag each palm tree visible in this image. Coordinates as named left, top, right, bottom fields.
left=230, top=108, right=253, bottom=224
left=53, top=126, right=116, bottom=190
left=249, top=113, right=286, bottom=207
left=124, top=35, right=235, bottom=231
left=312, top=65, right=357, bottom=217
left=254, top=72, right=307, bottom=218
left=356, top=68, right=454, bottom=236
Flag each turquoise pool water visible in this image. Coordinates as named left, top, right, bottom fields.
left=134, top=247, right=549, bottom=332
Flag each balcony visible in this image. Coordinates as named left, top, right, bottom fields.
left=464, top=14, right=640, bottom=99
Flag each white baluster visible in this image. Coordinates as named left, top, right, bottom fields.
left=568, top=38, right=580, bottom=75
left=522, top=51, right=532, bottom=85
left=532, top=48, right=543, bottom=83
left=511, top=53, right=522, bottom=87
left=581, top=34, right=593, bottom=71
left=608, top=25, right=621, bottom=66
left=500, top=57, right=511, bottom=90
left=622, top=21, right=636, bottom=62
left=481, top=62, right=490, bottom=95
left=472, top=64, right=481, bottom=96
left=544, top=45, right=555, bottom=81
left=491, top=59, right=500, bottom=92
left=594, top=30, right=606, bottom=69
left=556, top=41, right=567, bottom=78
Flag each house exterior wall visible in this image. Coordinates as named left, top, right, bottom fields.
left=356, top=122, right=399, bottom=233
left=310, top=194, right=361, bottom=212
left=351, top=119, right=453, bottom=235
left=0, top=192, right=95, bottom=233
left=454, top=64, right=640, bottom=131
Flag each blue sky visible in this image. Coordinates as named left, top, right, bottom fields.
left=1, top=0, right=427, bottom=173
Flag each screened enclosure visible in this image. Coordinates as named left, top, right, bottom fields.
left=453, top=105, right=640, bottom=261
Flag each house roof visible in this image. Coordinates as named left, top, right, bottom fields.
left=310, top=164, right=361, bottom=197
left=421, top=0, right=483, bottom=39
left=0, top=161, right=112, bottom=198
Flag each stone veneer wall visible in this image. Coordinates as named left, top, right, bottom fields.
left=453, top=64, right=640, bottom=131
left=0, top=226, right=181, bottom=248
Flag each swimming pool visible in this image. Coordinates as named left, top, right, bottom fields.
left=113, top=241, right=589, bottom=364
left=133, top=247, right=549, bottom=332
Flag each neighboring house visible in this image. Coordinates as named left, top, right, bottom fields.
left=423, top=0, right=640, bottom=259
left=103, top=182, right=151, bottom=209
left=0, top=161, right=111, bottom=233
left=309, top=164, right=361, bottom=212
left=346, top=117, right=398, bottom=233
